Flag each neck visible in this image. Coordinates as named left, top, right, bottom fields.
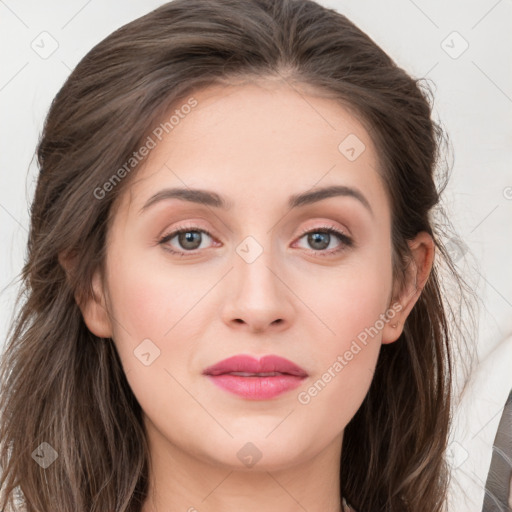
left=141, top=419, right=344, bottom=512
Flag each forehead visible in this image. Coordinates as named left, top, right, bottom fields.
left=118, top=80, right=389, bottom=221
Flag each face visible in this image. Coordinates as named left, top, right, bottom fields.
left=82, top=80, right=417, bottom=473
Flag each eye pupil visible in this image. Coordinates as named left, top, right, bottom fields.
left=179, top=231, right=201, bottom=249
left=308, top=232, right=330, bottom=250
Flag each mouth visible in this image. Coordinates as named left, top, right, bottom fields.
left=203, top=354, right=308, bottom=400
left=218, top=371, right=294, bottom=377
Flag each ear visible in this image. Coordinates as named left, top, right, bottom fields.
left=381, top=231, right=435, bottom=344
left=58, top=251, right=113, bottom=339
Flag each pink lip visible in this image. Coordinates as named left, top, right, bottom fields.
left=203, top=354, right=308, bottom=400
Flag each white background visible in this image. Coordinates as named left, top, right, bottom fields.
left=1, top=1, right=511, bottom=510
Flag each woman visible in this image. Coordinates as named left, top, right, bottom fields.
left=0, top=0, right=476, bottom=510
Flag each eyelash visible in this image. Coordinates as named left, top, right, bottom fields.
left=158, top=223, right=354, bottom=258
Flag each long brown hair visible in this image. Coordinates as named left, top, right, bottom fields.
left=0, top=0, right=477, bottom=510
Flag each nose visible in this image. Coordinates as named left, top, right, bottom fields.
left=219, top=242, right=295, bottom=334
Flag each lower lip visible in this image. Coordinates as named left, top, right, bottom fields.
left=206, top=374, right=306, bottom=399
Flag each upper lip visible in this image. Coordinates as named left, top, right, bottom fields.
left=203, top=354, right=308, bottom=377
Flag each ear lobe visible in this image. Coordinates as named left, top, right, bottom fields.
left=58, top=251, right=113, bottom=339
left=381, top=232, right=435, bottom=344
left=79, top=269, right=113, bottom=339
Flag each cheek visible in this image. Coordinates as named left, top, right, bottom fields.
left=103, top=248, right=199, bottom=385
left=104, top=259, right=200, bottom=424
left=296, top=283, right=386, bottom=436
left=106, top=251, right=200, bottom=340
left=297, top=251, right=392, bottom=406
left=307, top=255, right=393, bottom=345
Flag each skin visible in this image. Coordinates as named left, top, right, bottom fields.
left=73, top=80, right=434, bottom=512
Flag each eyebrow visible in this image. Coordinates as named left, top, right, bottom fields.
left=139, top=185, right=373, bottom=217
